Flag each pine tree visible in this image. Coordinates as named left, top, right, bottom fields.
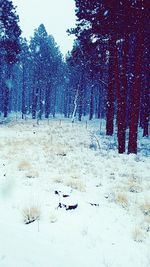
left=0, top=0, right=21, bottom=117
left=30, top=24, right=63, bottom=119
left=128, top=0, right=148, bottom=154
left=19, top=38, right=30, bottom=119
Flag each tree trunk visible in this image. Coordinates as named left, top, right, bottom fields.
left=72, top=89, right=78, bottom=122
left=3, top=64, right=12, bottom=118
left=116, top=38, right=128, bottom=153
left=106, top=40, right=115, bottom=135
left=32, top=85, right=39, bottom=119
left=128, top=31, right=144, bottom=153
left=45, top=84, right=51, bottom=119
left=143, top=43, right=149, bottom=137
left=63, top=87, right=68, bottom=118
left=3, top=87, right=9, bottom=118
left=143, top=77, right=149, bottom=137
left=78, top=75, right=84, bottom=121
left=22, top=64, right=26, bottom=119
left=97, top=94, right=101, bottom=119
left=38, top=86, right=43, bottom=120
left=89, top=84, right=94, bottom=120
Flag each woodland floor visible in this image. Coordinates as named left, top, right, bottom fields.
left=0, top=116, right=150, bottom=267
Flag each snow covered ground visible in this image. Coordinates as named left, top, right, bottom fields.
left=0, top=116, right=149, bottom=267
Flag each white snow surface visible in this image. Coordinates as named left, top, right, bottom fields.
left=0, top=116, right=149, bottom=267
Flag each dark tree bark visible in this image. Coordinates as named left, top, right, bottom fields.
left=78, top=75, right=84, bottom=121
left=128, top=32, right=144, bottom=153
left=45, top=85, right=51, bottom=119
left=3, top=87, right=9, bottom=118
left=83, top=84, right=87, bottom=116
left=142, top=40, right=150, bottom=137
left=89, top=84, right=94, bottom=120
left=78, top=88, right=83, bottom=121
left=106, top=40, right=115, bottom=135
left=3, top=64, right=12, bottom=118
left=32, top=85, right=39, bottom=119
left=63, top=86, right=69, bottom=118
left=116, top=38, right=128, bottom=153
left=97, top=91, right=101, bottom=119
left=143, top=74, right=149, bottom=137
left=38, top=86, right=44, bottom=120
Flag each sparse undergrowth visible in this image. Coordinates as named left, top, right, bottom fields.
left=66, top=179, right=86, bottom=192
left=132, top=226, right=145, bottom=243
left=18, top=160, right=32, bottom=171
left=0, top=118, right=149, bottom=267
left=141, top=203, right=150, bottom=216
left=22, top=206, right=41, bottom=224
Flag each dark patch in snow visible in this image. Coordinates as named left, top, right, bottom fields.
left=57, top=153, right=66, bottom=156
left=62, top=194, right=70, bottom=198
left=55, top=190, right=70, bottom=197
left=24, top=218, right=36, bottom=224
left=58, top=202, right=78, bottom=210
left=89, top=203, right=99, bottom=207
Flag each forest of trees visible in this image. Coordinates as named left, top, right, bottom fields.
left=0, top=0, right=149, bottom=154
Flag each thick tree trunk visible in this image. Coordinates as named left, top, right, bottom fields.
left=143, top=44, right=149, bottom=137
left=106, top=40, right=115, bottom=135
left=116, top=38, right=128, bottom=153
left=128, top=31, right=144, bottom=154
left=143, top=78, right=149, bottom=137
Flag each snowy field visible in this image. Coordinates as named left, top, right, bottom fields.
left=0, top=116, right=150, bottom=267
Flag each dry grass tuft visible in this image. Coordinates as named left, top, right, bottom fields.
left=25, top=170, right=39, bottom=178
left=127, top=180, right=142, bottom=193
left=53, top=176, right=63, bottom=184
left=115, top=192, right=128, bottom=208
left=18, top=160, right=32, bottom=171
left=43, top=143, right=68, bottom=156
left=141, top=203, right=150, bottom=216
left=22, top=206, right=41, bottom=224
left=66, top=179, right=86, bottom=192
left=132, top=227, right=145, bottom=242
left=141, top=216, right=150, bottom=233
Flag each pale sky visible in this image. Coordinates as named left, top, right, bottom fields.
left=13, top=0, right=76, bottom=55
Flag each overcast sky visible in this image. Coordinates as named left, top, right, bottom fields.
left=13, top=0, right=76, bottom=55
